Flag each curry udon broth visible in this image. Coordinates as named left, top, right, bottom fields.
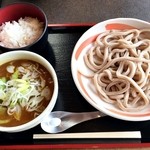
left=0, top=59, right=54, bottom=127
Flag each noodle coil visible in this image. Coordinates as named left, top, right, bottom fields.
left=83, top=29, right=150, bottom=112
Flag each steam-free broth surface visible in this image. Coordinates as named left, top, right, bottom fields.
left=0, top=59, right=54, bottom=127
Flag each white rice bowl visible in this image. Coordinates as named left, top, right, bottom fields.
left=0, top=17, right=44, bottom=48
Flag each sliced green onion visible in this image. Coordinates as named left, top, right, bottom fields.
left=11, top=69, right=19, bottom=79
left=0, top=119, right=11, bottom=124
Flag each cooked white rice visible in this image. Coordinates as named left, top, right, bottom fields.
left=0, top=17, right=44, bottom=48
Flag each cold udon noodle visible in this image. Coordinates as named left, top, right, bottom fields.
left=83, top=29, right=150, bottom=112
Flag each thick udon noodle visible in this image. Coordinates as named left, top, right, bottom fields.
left=83, top=29, right=150, bottom=112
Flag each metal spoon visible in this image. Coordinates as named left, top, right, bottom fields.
left=41, top=111, right=106, bottom=133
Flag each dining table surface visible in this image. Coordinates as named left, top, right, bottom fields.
left=0, top=0, right=150, bottom=150
left=1, top=0, right=150, bottom=24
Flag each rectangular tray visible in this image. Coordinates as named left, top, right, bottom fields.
left=1, top=25, right=150, bottom=149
